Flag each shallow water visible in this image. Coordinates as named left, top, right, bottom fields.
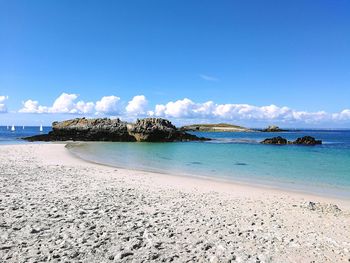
left=1, top=126, right=349, bottom=198
left=67, top=130, right=350, bottom=199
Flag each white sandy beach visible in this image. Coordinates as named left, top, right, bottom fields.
left=0, top=143, right=349, bottom=262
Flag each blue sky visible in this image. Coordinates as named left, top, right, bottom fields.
left=0, top=0, right=350, bottom=127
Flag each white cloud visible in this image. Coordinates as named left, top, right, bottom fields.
left=49, top=93, right=78, bottom=113
left=19, top=93, right=97, bottom=115
left=199, top=74, right=219, bottom=81
left=212, top=104, right=295, bottom=121
left=95, top=95, right=120, bottom=114
left=126, top=95, right=148, bottom=116
left=149, top=98, right=350, bottom=123
left=0, top=95, right=8, bottom=113
left=75, top=101, right=95, bottom=114
left=150, top=98, right=216, bottom=118
left=16, top=93, right=350, bottom=124
left=18, top=99, right=48, bottom=113
left=332, top=109, right=350, bottom=121
left=153, top=98, right=196, bottom=118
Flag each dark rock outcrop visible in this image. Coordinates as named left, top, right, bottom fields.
left=25, top=118, right=134, bottom=142
left=260, top=136, right=288, bottom=145
left=261, top=136, right=322, bottom=145
left=128, top=118, right=201, bottom=142
left=291, top=136, right=322, bottom=145
left=262, top=125, right=286, bottom=132
left=24, top=117, right=209, bottom=142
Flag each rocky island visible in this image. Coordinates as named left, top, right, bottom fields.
left=261, top=136, right=322, bottom=145
left=180, top=123, right=253, bottom=132
left=24, top=118, right=209, bottom=142
left=261, top=125, right=286, bottom=132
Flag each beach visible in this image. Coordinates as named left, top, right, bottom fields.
left=1, top=144, right=349, bottom=262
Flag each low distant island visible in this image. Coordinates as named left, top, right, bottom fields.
left=180, top=123, right=254, bottom=132
left=181, top=123, right=292, bottom=133
left=24, top=118, right=209, bottom=142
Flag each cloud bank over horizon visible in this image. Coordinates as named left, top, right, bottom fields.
left=18, top=93, right=121, bottom=115
left=149, top=98, right=350, bottom=124
left=1, top=93, right=349, bottom=126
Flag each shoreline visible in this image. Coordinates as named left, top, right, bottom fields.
left=1, top=143, right=350, bottom=262
left=66, top=142, right=350, bottom=206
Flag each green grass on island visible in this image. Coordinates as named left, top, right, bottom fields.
left=180, top=123, right=253, bottom=132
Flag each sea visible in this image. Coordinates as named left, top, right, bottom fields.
left=0, top=126, right=51, bottom=144
left=1, top=126, right=350, bottom=198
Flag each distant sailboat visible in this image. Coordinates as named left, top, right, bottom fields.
left=11, top=125, right=15, bottom=132
left=23, top=125, right=25, bottom=130
left=40, top=125, right=43, bottom=132
left=6, top=125, right=9, bottom=130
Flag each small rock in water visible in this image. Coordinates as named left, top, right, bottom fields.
left=235, top=162, right=248, bottom=166
left=260, top=136, right=287, bottom=145
left=292, top=136, right=322, bottom=145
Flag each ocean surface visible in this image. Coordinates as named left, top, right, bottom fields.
left=0, top=126, right=51, bottom=144
left=1, top=126, right=350, bottom=198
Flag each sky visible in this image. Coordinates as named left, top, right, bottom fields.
left=0, top=0, right=350, bottom=127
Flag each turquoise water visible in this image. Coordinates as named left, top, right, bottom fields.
left=68, top=130, right=350, bottom=198
left=1, top=126, right=349, bottom=198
